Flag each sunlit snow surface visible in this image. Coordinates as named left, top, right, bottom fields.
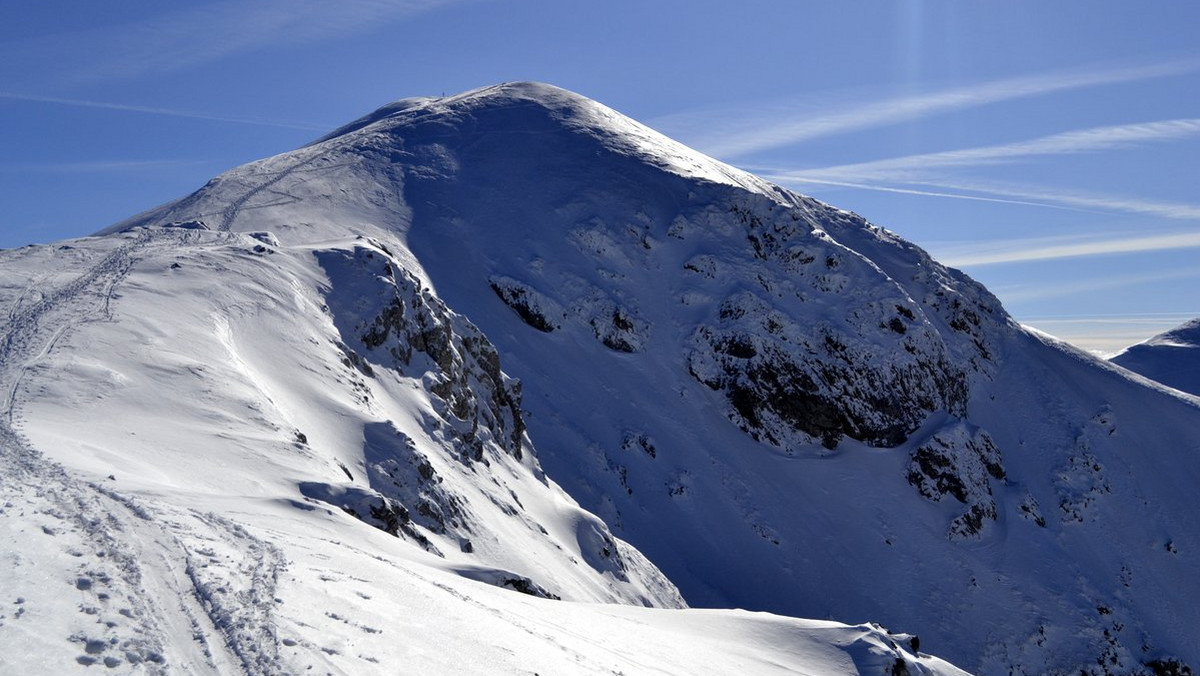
left=3, top=82, right=1199, bottom=674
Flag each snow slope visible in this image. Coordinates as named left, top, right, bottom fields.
left=0, top=228, right=962, bottom=674
left=1111, top=318, right=1200, bottom=397
left=5, top=81, right=1198, bottom=674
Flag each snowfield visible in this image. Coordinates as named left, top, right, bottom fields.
left=2, top=82, right=1198, bottom=674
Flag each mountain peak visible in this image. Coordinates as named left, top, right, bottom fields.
left=444, top=80, right=585, bottom=105
left=308, top=81, right=779, bottom=197
left=103, top=82, right=786, bottom=241
left=311, top=81, right=579, bottom=143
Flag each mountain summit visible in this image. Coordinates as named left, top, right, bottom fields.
left=107, top=82, right=782, bottom=241
left=6, top=82, right=1200, bottom=675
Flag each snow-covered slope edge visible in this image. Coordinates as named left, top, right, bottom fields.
left=1110, top=318, right=1200, bottom=397
left=0, top=228, right=964, bottom=675
left=72, top=81, right=1200, bottom=674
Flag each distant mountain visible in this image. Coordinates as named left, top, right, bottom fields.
left=1111, top=318, right=1200, bottom=397
left=2, top=82, right=1197, bottom=675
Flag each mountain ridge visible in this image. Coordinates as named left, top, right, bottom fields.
left=1111, top=318, right=1200, bottom=397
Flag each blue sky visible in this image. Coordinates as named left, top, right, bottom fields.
left=1, top=1, right=1197, bottom=353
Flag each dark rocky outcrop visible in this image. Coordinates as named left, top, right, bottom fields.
left=689, top=292, right=969, bottom=451
left=320, top=243, right=527, bottom=461
left=906, top=422, right=1005, bottom=540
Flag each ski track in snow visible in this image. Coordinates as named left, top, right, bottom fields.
left=2, top=235, right=139, bottom=426
left=218, top=135, right=360, bottom=233
left=0, top=230, right=286, bottom=675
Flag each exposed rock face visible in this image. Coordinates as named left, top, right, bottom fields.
left=490, top=275, right=647, bottom=353
left=689, top=294, right=970, bottom=451
left=304, top=243, right=529, bottom=555
left=320, top=242, right=526, bottom=462
left=684, top=199, right=975, bottom=452
left=906, top=422, right=1005, bottom=540
left=489, top=275, right=563, bottom=333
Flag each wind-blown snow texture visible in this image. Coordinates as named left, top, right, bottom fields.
left=1111, top=318, right=1200, bottom=398
left=2, top=82, right=1197, bottom=675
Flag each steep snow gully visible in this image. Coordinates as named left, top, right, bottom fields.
left=2, top=82, right=1197, bottom=675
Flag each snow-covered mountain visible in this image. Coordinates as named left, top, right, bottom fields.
left=2, top=81, right=1197, bottom=675
left=0, top=85, right=968, bottom=676
left=1111, top=318, right=1200, bottom=397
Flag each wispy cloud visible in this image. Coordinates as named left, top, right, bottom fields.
left=923, top=178, right=1200, bottom=220
left=0, top=92, right=328, bottom=130
left=789, top=118, right=1200, bottom=181
left=7, top=0, right=461, bottom=83
left=765, top=175, right=1099, bottom=213
left=758, top=115, right=1200, bottom=220
left=995, top=267, right=1200, bottom=303
left=767, top=172, right=1200, bottom=221
left=672, top=59, right=1200, bottom=158
left=931, top=231, right=1200, bottom=267
left=0, top=159, right=212, bottom=174
left=1025, top=313, right=1200, bottom=325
